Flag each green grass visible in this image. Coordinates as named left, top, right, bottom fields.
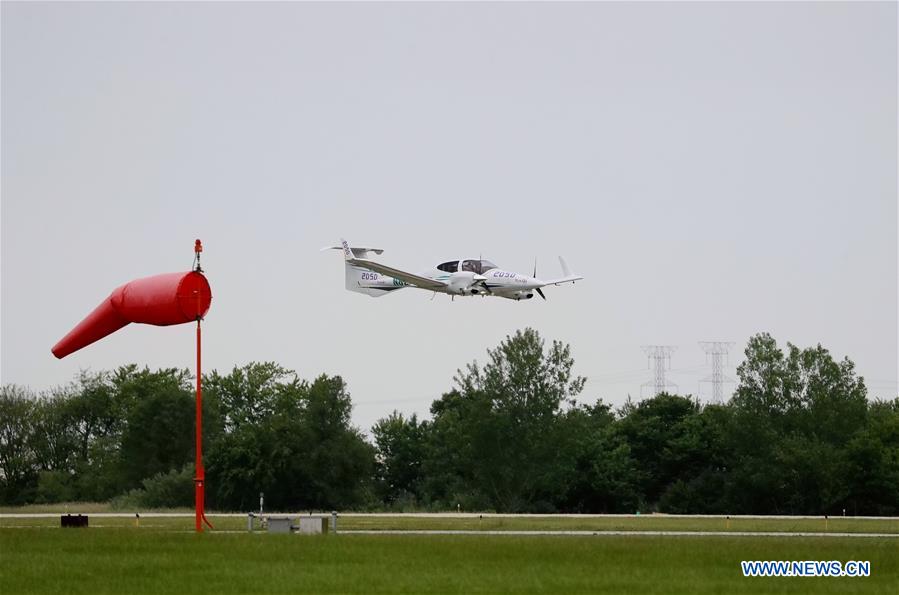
left=2, top=511, right=897, bottom=593
left=1, top=529, right=896, bottom=594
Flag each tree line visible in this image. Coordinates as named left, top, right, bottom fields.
left=1, top=329, right=897, bottom=515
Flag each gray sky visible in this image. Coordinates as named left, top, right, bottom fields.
left=2, top=2, right=896, bottom=432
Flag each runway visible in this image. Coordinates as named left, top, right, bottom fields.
left=4, top=512, right=898, bottom=520
left=339, top=529, right=898, bottom=538
left=3, top=513, right=895, bottom=538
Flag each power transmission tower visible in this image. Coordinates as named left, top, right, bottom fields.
left=641, top=346, right=677, bottom=397
left=699, top=341, right=735, bottom=404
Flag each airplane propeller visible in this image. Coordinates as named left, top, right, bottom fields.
left=533, top=258, right=546, bottom=300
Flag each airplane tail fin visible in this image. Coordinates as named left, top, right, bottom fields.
left=322, top=240, right=397, bottom=298
left=559, top=256, right=572, bottom=278
left=541, top=256, right=583, bottom=285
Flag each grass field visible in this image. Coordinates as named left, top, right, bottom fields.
left=2, top=512, right=897, bottom=594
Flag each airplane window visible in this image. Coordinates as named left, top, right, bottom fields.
left=462, top=260, right=478, bottom=273
left=437, top=261, right=459, bottom=273
left=479, top=260, right=497, bottom=272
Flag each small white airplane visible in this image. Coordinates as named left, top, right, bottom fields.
left=325, top=239, right=583, bottom=300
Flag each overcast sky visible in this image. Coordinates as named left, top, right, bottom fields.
left=2, top=2, right=896, bottom=432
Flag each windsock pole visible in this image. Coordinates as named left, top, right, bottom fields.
left=193, top=240, right=212, bottom=533
left=195, top=316, right=205, bottom=532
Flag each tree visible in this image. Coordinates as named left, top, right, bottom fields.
left=31, top=388, right=78, bottom=474
left=372, top=412, right=428, bottom=505
left=616, top=393, right=707, bottom=508
left=558, top=401, right=642, bottom=513
left=118, top=368, right=194, bottom=488
left=205, top=364, right=373, bottom=511
left=0, top=385, right=39, bottom=504
left=206, top=362, right=297, bottom=432
left=728, top=333, right=870, bottom=514
left=280, top=374, right=373, bottom=510
left=64, top=371, right=122, bottom=466
left=843, top=399, right=899, bottom=515
left=657, top=403, right=735, bottom=514
left=428, top=328, right=586, bottom=511
left=418, top=389, right=486, bottom=509
left=204, top=363, right=304, bottom=510
left=31, top=387, right=80, bottom=504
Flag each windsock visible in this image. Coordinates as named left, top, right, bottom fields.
left=52, top=271, right=212, bottom=359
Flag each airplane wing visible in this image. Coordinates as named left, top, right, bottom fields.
left=350, top=257, right=447, bottom=290
left=339, top=239, right=447, bottom=290
left=542, top=274, right=584, bottom=286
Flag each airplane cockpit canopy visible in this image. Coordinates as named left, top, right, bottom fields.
left=437, top=259, right=499, bottom=274
left=461, top=259, right=498, bottom=274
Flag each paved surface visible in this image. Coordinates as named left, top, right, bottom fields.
left=3, top=512, right=897, bottom=520
left=338, top=529, right=899, bottom=538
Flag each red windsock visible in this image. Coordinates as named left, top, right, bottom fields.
left=52, top=271, right=212, bottom=359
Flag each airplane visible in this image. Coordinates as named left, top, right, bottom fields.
left=325, top=239, right=583, bottom=301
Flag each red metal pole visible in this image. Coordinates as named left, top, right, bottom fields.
left=195, top=318, right=204, bottom=533
left=193, top=239, right=212, bottom=533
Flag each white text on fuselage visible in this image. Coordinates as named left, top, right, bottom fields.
left=492, top=271, right=526, bottom=284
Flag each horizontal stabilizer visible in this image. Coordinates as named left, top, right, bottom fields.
left=321, top=243, right=384, bottom=259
